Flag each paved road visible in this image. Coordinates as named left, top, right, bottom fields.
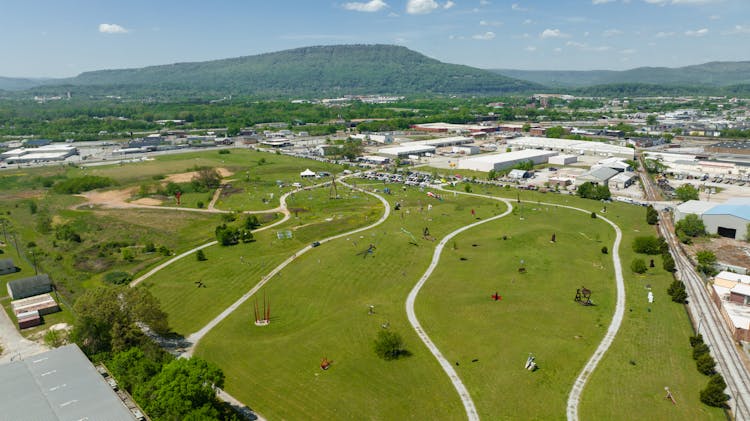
left=0, top=304, right=48, bottom=364
left=406, top=192, right=513, bottom=421
left=182, top=180, right=391, bottom=355
left=660, top=213, right=750, bottom=420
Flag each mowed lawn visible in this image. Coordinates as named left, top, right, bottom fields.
left=142, top=185, right=383, bottom=336
left=194, top=187, right=503, bottom=420
left=445, top=185, right=723, bottom=420
left=418, top=202, right=616, bottom=420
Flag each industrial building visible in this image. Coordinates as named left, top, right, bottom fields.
left=576, top=167, right=619, bottom=185
left=548, top=155, right=578, bottom=166
left=711, top=271, right=750, bottom=341
left=410, top=123, right=497, bottom=134
left=457, top=149, right=558, bottom=172
left=706, top=141, right=750, bottom=155
left=674, top=198, right=750, bottom=240
left=377, top=136, right=473, bottom=158
left=0, top=344, right=136, bottom=420
left=0, top=144, right=78, bottom=163
left=507, top=137, right=635, bottom=159
left=608, top=172, right=638, bottom=190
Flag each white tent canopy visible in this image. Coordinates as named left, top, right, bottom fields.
left=300, top=168, right=316, bottom=177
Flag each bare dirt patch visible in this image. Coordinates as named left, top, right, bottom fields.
left=77, top=187, right=137, bottom=208
left=686, top=236, right=750, bottom=269
left=131, top=197, right=163, bottom=206
left=165, top=167, right=233, bottom=183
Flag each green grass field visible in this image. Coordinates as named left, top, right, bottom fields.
left=193, top=188, right=510, bottom=419
left=418, top=202, right=616, bottom=420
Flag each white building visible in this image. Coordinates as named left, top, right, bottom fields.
left=548, top=155, right=578, bottom=165
left=457, top=149, right=558, bottom=172
left=608, top=172, right=638, bottom=190
left=507, top=136, right=634, bottom=159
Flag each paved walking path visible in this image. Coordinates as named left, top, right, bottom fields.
left=182, top=180, right=391, bottom=355
left=406, top=193, right=513, bottom=421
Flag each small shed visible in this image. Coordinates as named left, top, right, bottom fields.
left=6, top=274, right=52, bottom=300
left=11, top=293, right=59, bottom=316
left=17, top=310, right=41, bottom=329
left=0, top=259, right=16, bottom=275
left=300, top=169, right=316, bottom=178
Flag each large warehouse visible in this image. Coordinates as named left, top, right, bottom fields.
left=457, top=149, right=558, bottom=172
left=0, top=344, right=136, bottom=420
left=675, top=198, right=750, bottom=240
left=507, top=137, right=635, bottom=159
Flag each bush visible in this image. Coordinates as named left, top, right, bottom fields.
left=632, top=236, right=663, bottom=255
left=696, top=353, right=717, bottom=375
left=676, top=229, right=692, bottom=244
left=464, top=184, right=472, bottom=193
left=631, top=258, right=647, bottom=274
left=646, top=206, right=658, bottom=225
left=591, top=212, right=597, bottom=219
left=196, top=250, right=207, bottom=261
left=675, top=214, right=706, bottom=237
left=104, top=271, right=133, bottom=285
left=667, top=280, right=687, bottom=303
left=662, top=252, right=676, bottom=272
left=215, top=224, right=240, bottom=246
left=122, top=248, right=135, bottom=262
left=144, top=242, right=156, bottom=253
left=577, top=182, right=611, bottom=200
left=158, top=245, right=171, bottom=256
left=693, top=342, right=710, bottom=360
left=601, top=246, right=608, bottom=254
left=53, top=176, right=115, bottom=194
left=689, top=334, right=704, bottom=348
left=700, top=374, right=729, bottom=407
left=218, top=149, right=231, bottom=155
left=373, top=330, right=409, bottom=360
left=196, top=201, right=204, bottom=209
left=696, top=250, right=717, bottom=275
left=244, top=215, right=260, bottom=230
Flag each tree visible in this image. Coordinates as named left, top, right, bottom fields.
left=196, top=249, right=207, bottom=261
left=696, top=250, right=717, bottom=275
left=601, top=246, right=608, bottom=254
left=675, top=214, right=705, bottom=237
left=109, top=348, right=164, bottom=394
left=667, top=280, right=687, bottom=303
left=700, top=374, right=729, bottom=407
left=591, top=212, right=597, bottom=219
left=522, top=123, right=531, bottom=132
left=646, top=206, right=659, bottom=225
left=631, top=258, right=647, bottom=274
left=662, top=252, right=676, bottom=272
left=632, top=236, right=663, bottom=255
left=675, top=184, right=700, bottom=202
left=244, top=215, right=260, bottom=230
left=103, top=271, right=133, bottom=285
left=696, top=353, right=717, bottom=375
left=545, top=126, right=566, bottom=138
left=240, top=229, right=254, bottom=243
left=71, top=286, right=169, bottom=356
left=373, top=330, right=409, bottom=360
left=191, top=167, right=222, bottom=192
left=577, top=182, right=611, bottom=201
left=646, top=114, right=658, bottom=126
left=135, top=357, right=225, bottom=420
left=487, top=169, right=497, bottom=181
left=215, top=224, right=240, bottom=246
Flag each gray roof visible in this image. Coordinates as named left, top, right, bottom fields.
left=580, top=167, right=619, bottom=182
left=0, top=344, right=134, bottom=421
left=0, top=259, right=14, bottom=272
left=6, top=274, right=52, bottom=299
left=676, top=200, right=716, bottom=216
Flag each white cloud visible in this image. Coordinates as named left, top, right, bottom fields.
left=655, top=31, right=675, bottom=37
left=343, top=0, right=388, bottom=11
left=723, top=25, right=750, bottom=35
left=98, top=23, right=128, bottom=34
left=525, top=46, right=537, bottom=52
left=592, top=0, right=616, bottom=4
left=621, top=48, right=637, bottom=54
left=444, top=1, right=456, bottom=8
left=603, top=28, right=623, bottom=37
left=511, top=3, right=528, bottom=11
left=540, top=28, right=569, bottom=38
left=480, top=0, right=491, bottom=5
left=709, top=14, right=720, bottom=20
left=685, top=28, right=709, bottom=36
left=523, top=19, right=533, bottom=24
left=480, top=20, right=503, bottom=26
left=406, top=0, right=439, bottom=14
left=472, top=31, right=496, bottom=40
left=553, top=47, right=562, bottom=53
left=644, top=0, right=721, bottom=4
left=566, top=41, right=611, bottom=51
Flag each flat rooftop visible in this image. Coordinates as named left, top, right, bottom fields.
left=459, top=149, right=557, bottom=164
left=0, top=344, right=135, bottom=421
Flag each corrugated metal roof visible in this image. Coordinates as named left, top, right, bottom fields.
left=675, top=200, right=716, bottom=216
left=6, top=274, right=52, bottom=300
left=704, top=204, right=750, bottom=221
left=0, top=344, right=135, bottom=421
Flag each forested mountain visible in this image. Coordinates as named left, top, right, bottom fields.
left=0, top=76, right=50, bottom=91
left=30, top=45, right=541, bottom=97
left=493, top=61, right=750, bottom=88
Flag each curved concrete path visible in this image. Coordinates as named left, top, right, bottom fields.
left=406, top=193, right=513, bottom=421
left=182, top=180, right=391, bottom=355
left=433, top=186, right=625, bottom=421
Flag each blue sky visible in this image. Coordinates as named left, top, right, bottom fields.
left=1, top=0, right=748, bottom=77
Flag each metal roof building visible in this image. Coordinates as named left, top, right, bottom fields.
left=704, top=204, right=750, bottom=240
left=0, top=258, right=15, bottom=275
left=674, top=200, right=717, bottom=222
left=507, top=136, right=635, bottom=159
left=6, top=274, right=53, bottom=300
left=0, top=344, right=135, bottom=421
left=457, top=149, right=558, bottom=172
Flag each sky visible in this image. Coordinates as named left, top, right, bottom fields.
left=1, top=0, right=748, bottom=78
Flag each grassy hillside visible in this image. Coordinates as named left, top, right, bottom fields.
left=34, top=45, right=540, bottom=97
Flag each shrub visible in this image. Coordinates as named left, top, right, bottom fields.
left=696, top=353, right=717, bottom=375
left=104, top=271, right=133, bottom=285
left=464, top=184, right=472, bottom=193
left=196, top=250, right=207, bottom=261
left=689, top=334, right=704, bottom=348
left=373, top=330, right=409, bottom=360
left=196, top=201, right=204, bottom=209
left=158, top=245, right=171, bottom=256
left=601, top=246, right=608, bottom=254
left=693, top=342, right=710, bottom=360
left=144, top=242, right=156, bottom=253
left=632, top=236, right=663, bottom=255
left=244, top=215, right=260, bottom=230
left=696, top=250, right=717, bottom=275
left=631, top=258, right=647, bottom=274
left=215, top=224, right=239, bottom=246
left=662, top=252, right=676, bottom=272
left=646, top=206, right=658, bottom=225
left=218, top=149, right=231, bottom=155
left=591, top=212, right=597, bottom=219
left=675, top=214, right=706, bottom=237
left=667, top=280, right=687, bottom=303
left=122, top=248, right=135, bottom=262
left=700, top=374, right=729, bottom=407
left=53, top=176, right=115, bottom=194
